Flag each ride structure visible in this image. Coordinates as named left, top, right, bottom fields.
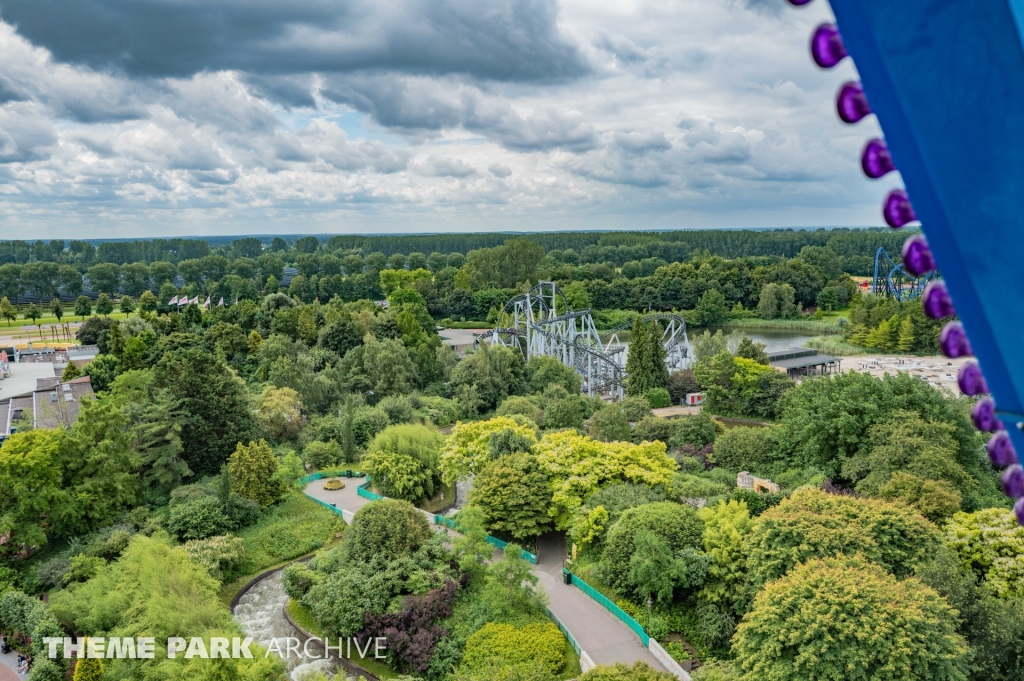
left=476, top=282, right=692, bottom=401
left=788, top=0, right=1024, bottom=521
left=871, top=246, right=936, bottom=301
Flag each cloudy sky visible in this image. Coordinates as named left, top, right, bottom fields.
left=0, top=0, right=895, bottom=238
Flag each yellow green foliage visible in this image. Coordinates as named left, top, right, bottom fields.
left=183, top=535, right=246, bottom=580
left=569, top=505, right=609, bottom=549
left=257, top=386, right=305, bottom=441
left=732, top=556, right=969, bottom=681
left=945, top=507, right=1024, bottom=599
left=879, top=471, right=961, bottom=523
left=73, top=655, right=104, bottom=681
left=461, top=621, right=565, bottom=676
left=440, top=417, right=538, bottom=484
left=699, top=499, right=752, bottom=614
left=744, top=488, right=940, bottom=587
left=363, top=423, right=444, bottom=503
left=534, top=431, right=676, bottom=528
left=580, top=662, right=677, bottom=680
left=227, top=439, right=281, bottom=508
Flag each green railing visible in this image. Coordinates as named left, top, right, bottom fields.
left=545, top=607, right=582, bottom=656
left=564, top=570, right=649, bottom=646
left=306, top=495, right=345, bottom=517
left=433, top=514, right=538, bottom=564
left=356, top=476, right=384, bottom=501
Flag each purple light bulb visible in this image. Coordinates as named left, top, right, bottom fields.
left=973, top=397, right=1004, bottom=433
left=987, top=431, right=1018, bottom=467
left=884, top=189, right=917, bottom=228
left=837, top=82, right=872, bottom=124
left=958, top=361, right=989, bottom=396
left=1015, top=497, right=1024, bottom=526
left=922, top=280, right=956, bottom=319
left=862, top=139, right=896, bottom=179
left=1002, top=464, right=1024, bottom=498
left=787, top=0, right=814, bottom=4
left=901, top=234, right=935, bottom=276
left=939, top=322, right=972, bottom=358
left=811, top=24, right=847, bottom=68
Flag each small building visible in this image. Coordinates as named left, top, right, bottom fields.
left=768, top=347, right=842, bottom=380
left=0, top=376, right=95, bottom=442
left=685, top=392, right=704, bottom=407
left=737, top=471, right=780, bottom=494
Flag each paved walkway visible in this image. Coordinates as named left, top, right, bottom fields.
left=0, top=642, right=23, bottom=681
left=304, top=478, right=666, bottom=673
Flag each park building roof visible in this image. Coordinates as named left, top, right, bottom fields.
left=0, top=376, right=94, bottom=441
left=768, top=347, right=842, bottom=379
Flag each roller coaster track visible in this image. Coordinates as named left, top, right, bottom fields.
left=475, top=282, right=692, bottom=400
left=873, top=246, right=937, bottom=301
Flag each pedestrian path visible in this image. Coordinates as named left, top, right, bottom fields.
left=0, top=644, right=22, bottom=681
left=304, top=478, right=667, bottom=673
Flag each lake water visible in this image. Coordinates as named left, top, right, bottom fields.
left=701, top=328, right=821, bottom=353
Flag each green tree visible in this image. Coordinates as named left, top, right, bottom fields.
left=119, top=296, right=135, bottom=315
left=0, top=297, right=15, bottom=325
left=710, top=426, right=772, bottom=471
left=362, top=424, right=443, bottom=503
left=61, top=360, right=81, bottom=382
left=744, top=488, right=940, bottom=588
left=735, top=337, right=768, bottom=365
left=0, top=430, right=64, bottom=557
left=257, top=386, right=306, bottom=441
left=318, top=318, right=362, bottom=357
left=897, top=316, right=915, bottom=352
left=83, top=354, right=119, bottom=392
left=944, top=508, right=1024, bottom=599
left=155, top=348, right=259, bottom=476
left=526, top=355, right=581, bottom=394
left=344, top=498, right=432, bottom=564
left=24, top=302, right=41, bottom=327
left=227, top=440, right=281, bottom=508
left=601, top=501, right=704, bottom=595
left=699, top=499, right=752, bottom=614
left=470, top=452, right=552, bottom=540
left=732, top=556, right=969, bottom=681
left=50, top=297, right=63, bottom=322
left=452, top=506, right=495, bottom=573
left=340, top=395, right=356, bottom=462
left=879, top=472, right=961, bottom=523
left=95, top=293, right=114, bottom=316
left=628, top=529, right=709, bottom=605
left=138, top=290, right=158, bottom=313
left=626, top=318, right=669, bottom=396
left=693, top=288, right=727, bottom=326
left=482, top=543, right=540, bottom=616
left=588, top=404, right=631, bottom=442
left=130, top=389, right=190, bottom=503
left=247, top=329, right=263, bottom=356
left=73, top=655, right=105, bottom=681
left=450, top=343, right=527, bottom=412
left=74, top=295, right=92, bottom=319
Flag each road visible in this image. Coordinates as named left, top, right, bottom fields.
left=304, top=477, right=666, bottom=673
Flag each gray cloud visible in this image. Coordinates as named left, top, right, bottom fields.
left=0, top=0, right=588, bottom=82
left=489, top=163, right=512, bottom=178
left=420, top=155, right=476, bottom=177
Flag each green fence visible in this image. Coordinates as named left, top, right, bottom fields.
left=433, top=515, right=538, bottom=564
left=357, top=477, right=384, bottom=501
left=564, top=570, right=649, bottom=646
left=545, top=607, right=582, bottom=656
left=306, top=494, right=345, bottom=517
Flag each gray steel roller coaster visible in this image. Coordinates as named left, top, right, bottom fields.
left=475, top=282, right=693, bottom=400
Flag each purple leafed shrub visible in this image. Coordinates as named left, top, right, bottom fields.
left=821, top=478, right=857, bottom=497
left=674, top=443, right=714, bottom=469
left=358, top=579, right=460, bottom=673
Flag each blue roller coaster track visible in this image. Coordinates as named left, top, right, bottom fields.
left=871, top=246, right=936, bottom=301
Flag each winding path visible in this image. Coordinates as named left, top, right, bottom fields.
left=0, top=645, right=21, bottom=681
left=304, top=477, right=666, bottom=673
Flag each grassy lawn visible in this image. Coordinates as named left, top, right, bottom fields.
left=715, top=318, right=843, bottom=333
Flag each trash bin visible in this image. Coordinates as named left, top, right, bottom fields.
left=562, top=571, right=572, bottom=585
left=346, top=469, right=352, bottom=478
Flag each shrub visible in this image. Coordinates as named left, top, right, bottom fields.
left=667, top=370, right=700, bottom=405
left=633, top=415, right=674, bottom=443
left=732, top=556, right=969, bottom=681
left=645, top=388, right=671, bottom=409
left=620, top=396, right=652, bottom=422
left=359, top=579, right=459, bottom=674
left=671, top=474, right=729, bottom=501
left=945, top=507, right=1024, bottom=599
left=880, top=471, right=962, bottom=523
left=496, top=396, right=543, bottom=424
left=470, top=452, right=552, bottom=540
left=543, top=396, right=586, bottom=430
left=711, top=427, right=774, bottom=472
left=377, top=395, right=416, bottom=425
left=526, top=355, right=581, bottom=395
left=461, top=622, right=565, bottom=676
left=441, top=417, right=538, bottom=484
left=167, top=496, right=232, bottom=540
left=744, top=488, right=941, bottom=588
left=601, top=501, right=703, bottom=594
left=282, top=563, right=320, bottom=599
left=670, top=413, right=717, bottom=448
left=352, top=406, right=390, bottom=447
left=589, top=404, right=631, bottom=442
left=35, top=557, right=73, bottom=590
left=488, top=428, right=536, bottom=459
left=362, top=424, right=443, bottom=503
left=345, top=499, right=432, bottom=564
left=227, top=440, right=282, bottom=508
left=183, top=535, right=246, bottom=580
left=579, top=662, right=677, bottom=680
left=303, top=441, right=343, bottom=471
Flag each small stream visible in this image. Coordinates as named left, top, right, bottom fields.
left=233, top=572, right=354, bottom=681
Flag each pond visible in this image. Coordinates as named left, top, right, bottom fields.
left=702, top=328, right=822, bottom=353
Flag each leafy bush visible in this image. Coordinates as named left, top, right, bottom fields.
left=378, top=395, right=417, bottom=425
left=496, top=396, right=543, bottom=424
left=670, top=413, right=717, bottom=449
left=345, top=499, right=432, bottom=564
left=589, top=404, right=631, bottom=442
left=543, top=396, right=586, bottom=430
left=526, top=355, right=581, bottom=395
left=632, top=416, right=674, bottom=444
left=945, top=508, right=1024, bottom=599
left=620, top=396, right=652, bottom=422
left=488, top=428, right=536, bottom=459
left=167, top=496, right=231, bottom=540
left=732, top=556, right=969, bottom=681
left=744, top=488, right=941, bottom=588
left=303, top=440, right=343, bottom=470
left=282, top=563, right=321, bottom=599
left=670, top=474, right=729, bottom=501
left=727, top=488, right=784, bottom=516
left=183, top=535, right=245, bottom=580
left=470, top=452, right=552, bottom=540
left=667, top=370, right=700, bottom=405
left=880, top=471, right=962, bottom=523
left=441, top=417, right=538, bottom=484
left=645, top=388, right=671, bottom=409
left=227, top=440, right=282, bottom=508
left=362, top=424, right=443, bottom=503
left=579, top=662, right=677, bottom=680
left=711, top=426, right=774, bottom=472
left=352, top=406, right=390, bottom=447
left=601, top=502, right=703, bottom=594
left=35, top=557, right=73, bottom=590
left=359, top=579, right=459, bottom=674
left=461, top=622, right=565, bottom=676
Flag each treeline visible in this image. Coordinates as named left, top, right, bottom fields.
left=0, top=228, right=908, bottom=270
